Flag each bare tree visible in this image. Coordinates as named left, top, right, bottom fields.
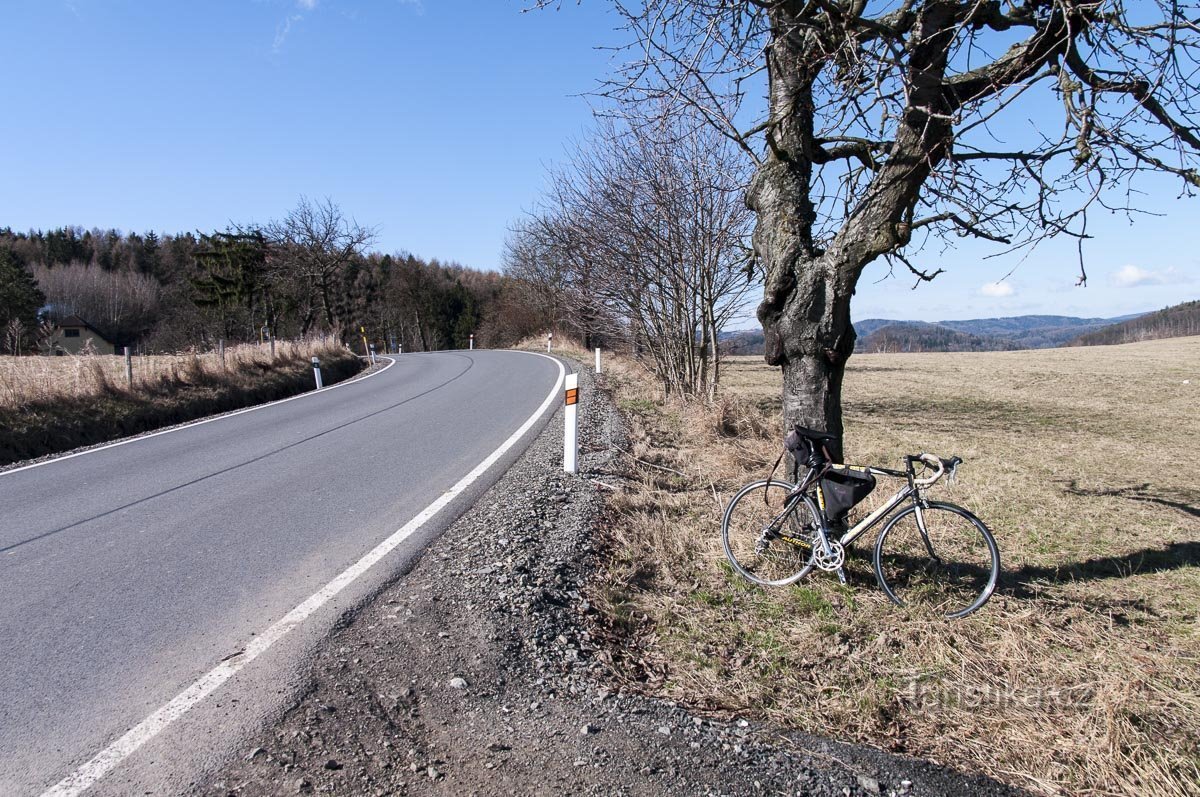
left=586, top=0, right=1200, bottom=455
left=266, top=197, right=377, bottom=335
left=513, top=110, right=754, bottom=397
left=33, top=262, right=162, bottom=344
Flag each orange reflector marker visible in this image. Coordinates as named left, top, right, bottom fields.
left=565, top=388, right=579, bottom=405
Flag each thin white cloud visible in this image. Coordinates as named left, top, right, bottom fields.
left=1110, top=264, right=1192, bottom=288
left=1113, top=265, right=1162, bottom=287
left=273, top=14, right=302, bottom=51
left=980, top=281, right=1015, bottom=298
left=273, top=1, right=320, bottom=53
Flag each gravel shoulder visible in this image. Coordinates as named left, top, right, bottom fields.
left=202, top=360, right=1023, bottom=797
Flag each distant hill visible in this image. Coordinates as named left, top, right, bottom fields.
left=1070, top=301, right=1200, bottom=346
left=719, top=329, right=764, bottom=355
left=858, top=322, right=1021, bottom=353
left=720, top=311, right=1151, bottom=356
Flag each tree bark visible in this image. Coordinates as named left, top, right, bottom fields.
left=752, top=3, right=956, bottom=461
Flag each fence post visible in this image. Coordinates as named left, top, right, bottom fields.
left=564, top=372, right=578, bottom=474
left=218, top=339, right=225, bottom=370
left=269, top=335, right=276, bottom=359
left=124, top=347, right=133, bottom=389
left=312, top=356, right=323, bottom=389
left=595, top=347, right=601, bottom=375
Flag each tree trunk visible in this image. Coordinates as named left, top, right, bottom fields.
left=749, top=17, right=855, bottom=459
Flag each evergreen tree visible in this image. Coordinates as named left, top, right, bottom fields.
left=190, top=230, right=271, bottom=341
left=0, top=248, right=47, bottom=346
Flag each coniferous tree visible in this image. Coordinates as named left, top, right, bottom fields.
left=0, top=248, right=46, bottom=350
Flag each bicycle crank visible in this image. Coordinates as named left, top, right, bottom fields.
left=813, top=540, right=846, bottom=572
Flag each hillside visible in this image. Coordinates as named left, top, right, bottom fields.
left=858, top=321, right=1021, bottom=353
left=720, top=312, right=1147, bottom=355
left=1071, top=300, right=1200, bottom=346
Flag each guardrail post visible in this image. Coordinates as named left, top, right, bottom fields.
left=124, top=347, right=133, bottom=389
left=312, top=356, right=323, bottom=389
left=564, top=373, right=578, bottom=474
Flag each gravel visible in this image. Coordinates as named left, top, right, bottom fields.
left=201, top=360, right=1024, bottom=796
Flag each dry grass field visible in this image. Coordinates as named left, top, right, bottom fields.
left=0, top=340, right=342, bottom=410
left=588, top=336, right=1200, bottom=796
left=0, top=340, right=361, bottom=465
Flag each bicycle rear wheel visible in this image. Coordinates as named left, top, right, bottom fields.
left=873, top=501, right=1000, bottom=618
left=721, top=479, right=819, bottom=586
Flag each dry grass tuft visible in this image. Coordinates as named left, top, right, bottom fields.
left=0, top=339, right=361, bottom=465
left=588, top=336, right=1200, bottom=796
left=0, top=339, right=346, bottom=410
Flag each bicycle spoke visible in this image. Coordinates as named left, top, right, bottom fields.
left=721, top=481, right=818, bottom=586
left=875, top=503, right=999, bottom=618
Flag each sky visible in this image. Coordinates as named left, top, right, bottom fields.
left=3, top=0, right=1198, bottom=326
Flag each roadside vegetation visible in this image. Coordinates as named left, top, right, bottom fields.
left=581, top=336, right=1200, bottom=796
left=0, top=339, right=361, bottom=466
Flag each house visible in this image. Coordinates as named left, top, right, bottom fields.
left=46, top=315, right=120, bottom=355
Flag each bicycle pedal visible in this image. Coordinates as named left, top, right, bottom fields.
left=835, top=567, right=848, bottom=585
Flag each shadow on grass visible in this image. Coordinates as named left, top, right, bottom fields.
left=1004, top=541, right=1200, bottom=598
left=1063, top=479, right=1200, bottom=519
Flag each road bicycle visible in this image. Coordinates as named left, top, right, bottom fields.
left=720, top=426, right=1000, bottom=618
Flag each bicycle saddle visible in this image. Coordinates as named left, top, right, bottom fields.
left=791, top=425, right=838, bottom=442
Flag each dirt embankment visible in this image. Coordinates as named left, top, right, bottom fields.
left=204, top=359, right=1019, bottom=797
left=0, top=347, right=364, bottom=467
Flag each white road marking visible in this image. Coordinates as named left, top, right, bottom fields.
left=40, top=352, right=566, bottom=797
left=2, top=355, right=396, bottom=479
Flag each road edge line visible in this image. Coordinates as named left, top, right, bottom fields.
left=39, top=351, right=564, bottom=797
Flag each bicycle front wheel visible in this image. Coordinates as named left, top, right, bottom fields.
left=721, top=479, right=819, bottom=587
left=873, top=501, right=1000, bottom=618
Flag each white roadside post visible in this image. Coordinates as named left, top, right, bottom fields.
left=312, top=356, right=323, bottom=389
left=547, top=332, right=553, bottom=352
left=595, top=347, right=601, bottom=375
left=398, top=343, right=403, bottom=354
left=368, top=344, right=377, bottom=366
left=469, top=333, right=474, bottom=351
left=564, top=373, right=579, bottom=474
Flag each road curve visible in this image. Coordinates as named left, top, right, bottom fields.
left=0, top=350, right=564, bottom=796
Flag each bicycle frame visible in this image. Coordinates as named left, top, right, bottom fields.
left=790, top=459, right=928, bottom=550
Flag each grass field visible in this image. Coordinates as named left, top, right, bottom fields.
left=0, top=340, right=361, bottom=465
left=590, top=336, right=1200, bottom=796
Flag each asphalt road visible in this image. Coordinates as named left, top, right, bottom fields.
left=0, top=350, right=564, bottom=796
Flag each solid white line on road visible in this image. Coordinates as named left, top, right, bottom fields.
left=1, top=355, right=397, bottom=479
left=40, top=351, right=566, bottom=797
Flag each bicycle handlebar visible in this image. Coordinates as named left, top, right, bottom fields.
left=909, top=453, right=963, bottom=487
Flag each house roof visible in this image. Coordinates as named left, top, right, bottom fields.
left=57, top=315, right=112, bottom=341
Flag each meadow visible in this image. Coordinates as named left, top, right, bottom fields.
left=0, top=340, right=361, bottom=465
left=590, top=336, right=1200, bottom=796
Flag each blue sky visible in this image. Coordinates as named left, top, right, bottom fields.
left=4, top=0, right=1197, bottom=326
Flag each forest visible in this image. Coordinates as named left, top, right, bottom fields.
left=0, top=198, right=555, bottom=356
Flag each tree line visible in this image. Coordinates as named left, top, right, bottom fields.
left=0, top=198, right=559, bottom=356
left=1071, top=301, right=1200, bottom=347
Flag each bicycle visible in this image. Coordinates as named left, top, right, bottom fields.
left=720, top=426, right=1000, bottom=618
